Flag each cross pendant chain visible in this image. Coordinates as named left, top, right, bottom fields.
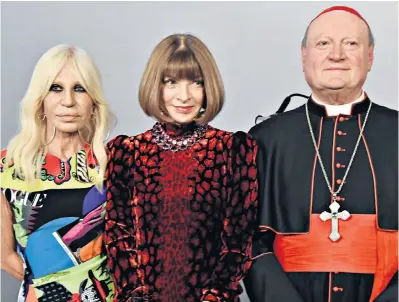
left=305, top=101, right=372, bottom=242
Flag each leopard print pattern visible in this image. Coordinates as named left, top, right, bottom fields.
left=105, top=125, right=258, bottom=302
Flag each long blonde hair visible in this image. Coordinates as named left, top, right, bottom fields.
left=5, top=45, right=114, bottom=190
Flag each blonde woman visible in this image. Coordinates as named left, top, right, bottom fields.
left=1, top=45, right=115, bottom=302
left=105, top=34, right=259, bottom=302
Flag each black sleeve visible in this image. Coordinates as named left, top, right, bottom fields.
left=243, top=127, right=304, bottom=302
left=375, top=272, right=398, bottom=302
left=243, top=229, right=305, bottom=301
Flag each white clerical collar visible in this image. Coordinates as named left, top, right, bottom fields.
left=311, top=92, right=365, bottom=116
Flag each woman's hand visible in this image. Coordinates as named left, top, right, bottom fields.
left=1, top=191, right=24, bottom=280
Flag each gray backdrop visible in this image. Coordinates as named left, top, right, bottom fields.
left=1, top=1, right=397, bottom=301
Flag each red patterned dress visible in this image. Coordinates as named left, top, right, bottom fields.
left=104, top=123, right=258, bottom=302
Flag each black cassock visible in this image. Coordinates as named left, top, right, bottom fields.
left=244, top=95, right=398, bottom=302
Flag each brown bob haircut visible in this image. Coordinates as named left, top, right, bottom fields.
left=139, top=33, right=225, bottom=125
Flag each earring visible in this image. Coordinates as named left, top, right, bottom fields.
left=43, top=126, right=56, bottom=146
left=90, top=108, right=110, bottom=142
left=103, top=131, right=110, bottom=142
left=38, top=114, right=46, bottom=120
left=197, top=108, right=205, bottom=117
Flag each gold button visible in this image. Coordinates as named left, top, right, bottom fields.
left=336, top=147, right=342, bottom=151
left=339, top=117, right=345, bottom=122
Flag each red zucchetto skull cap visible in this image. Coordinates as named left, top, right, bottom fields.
left=309, top=6, right=370, bottom=28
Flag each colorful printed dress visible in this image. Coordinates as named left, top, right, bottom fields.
left=0, top=144, right=114, bottom=302
left=104, top=123, right=259, bottom=302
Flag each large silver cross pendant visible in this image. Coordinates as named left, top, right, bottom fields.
left=319, top=201, right=351, bottom=242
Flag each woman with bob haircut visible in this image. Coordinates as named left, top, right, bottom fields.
left=105, top=33, right=259, bottom=302
left=1, top=45, right=115, bottom=302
